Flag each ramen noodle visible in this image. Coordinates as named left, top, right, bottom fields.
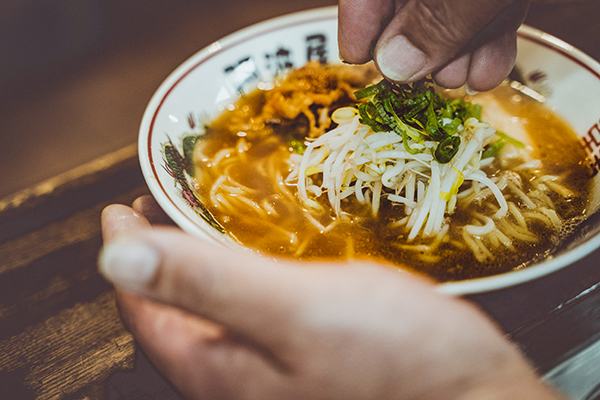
left=186, top=63, right=592, bottom=282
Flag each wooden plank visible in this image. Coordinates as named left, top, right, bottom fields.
left=0, top=145, right=150, bottom=399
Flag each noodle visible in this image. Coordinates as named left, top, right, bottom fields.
left=187, top=63, right=592, bottom=282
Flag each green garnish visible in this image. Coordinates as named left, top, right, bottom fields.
left=435, top=135, right=462, bottom=163
left=354, top=79, right=481, bottom=164
left=495, top=130, right=526, bottom=149
left=481, top=130, right=525, bottom=159
left=482, top=139, right=505, bottom=159
left=289, top=138, right=306, bottom=155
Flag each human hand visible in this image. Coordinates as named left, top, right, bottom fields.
left=338, top=0, right=531, bottom=92
left=99, top=195, right=565, bottom=400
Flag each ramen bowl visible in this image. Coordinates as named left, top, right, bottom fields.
left=138, top=6, right=600, bottom=295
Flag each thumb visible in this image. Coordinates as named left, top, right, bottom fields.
left=374, top=0, right=528, bottom=85
left=98, top=226, right=316, bottom=351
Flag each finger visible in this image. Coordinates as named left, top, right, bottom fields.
left=103, top=205, right=289, bottom=397
left=338, top=0, right=395, bottom=63
left=100, top=204, right=311, bottom=373
left=101, top=204, right=152, bottom=243
left=435, top=0, right=527, bottom=92
left=132, top=195, right=176, bottom=227
left=116, top=290, right=286, bottom=400
left=373, top=0, right=521, bottom=83
left=465, top=29, right=518, bottom=92
left=431, top=50, right=471, bottom=89
left=116, top=289, right=222, bottom=366
left=99, top=228, right=313, bottom=352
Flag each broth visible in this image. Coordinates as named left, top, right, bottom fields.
left=191, top=64, right=592, bottom=282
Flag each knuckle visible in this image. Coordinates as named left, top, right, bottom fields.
left=405, top=0, right=517, bottom=52
left=410, top=1, right=465, bottom=47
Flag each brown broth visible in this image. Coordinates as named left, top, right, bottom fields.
left=193, top=74, right=592, bottom=282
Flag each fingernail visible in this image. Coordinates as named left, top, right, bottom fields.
left=376, top=35, right=427, bottom=82
left=433, top=80, right=448, bottom=90
left=99, top=239, right=159, bottom=292
left=465, top=84, right=479, bottom=96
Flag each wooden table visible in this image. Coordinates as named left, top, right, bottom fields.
left=1, top=1, right=599, bottom=399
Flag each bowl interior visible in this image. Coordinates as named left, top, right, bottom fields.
left=139, top=6, right=600, bottom=294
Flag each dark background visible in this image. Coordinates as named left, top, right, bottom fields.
left=0, top=0, right=599, bottom=199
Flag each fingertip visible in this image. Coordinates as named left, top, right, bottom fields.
left=338, top=41, right=374, bottom=65
left=375, top=35, right=428, bottom=83
left=465, top=31, right=517, bottom=92
left=101, top=204, right=152, bottom=242
left=101, top=204, right=133, bottom=226
left=431, top=52, right=471, bottom=90
left=132, top=195, right=175, bottom=226
left=99, top=237, right=160, bottom=293
left=464, top=84, right=480, bottom=96
left=131, top=196, right=150, bottom=213
left=99, top=228, right=238, bottom=317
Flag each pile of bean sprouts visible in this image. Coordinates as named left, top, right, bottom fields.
left=286, top=107, right=571, bottom=262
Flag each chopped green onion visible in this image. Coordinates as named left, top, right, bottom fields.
left=353, top=78, right=482, bottom=164
left=435, top=136, right=461, bottom=163
left=495, top=130, right=525, bottom=149
left=443, top=118, right=461, bottom=135
left=425, top=98, right=445, bottom=141
left=402, top=130, right=424, bottom=155
left=482, top=139, right=505, bottom=159
left=289, top=139, right=306, bottom=155
left=354, top=80, right=389, bottom=100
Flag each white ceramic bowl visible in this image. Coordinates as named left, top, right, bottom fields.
left=138, top=6, right=600, bottom=295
